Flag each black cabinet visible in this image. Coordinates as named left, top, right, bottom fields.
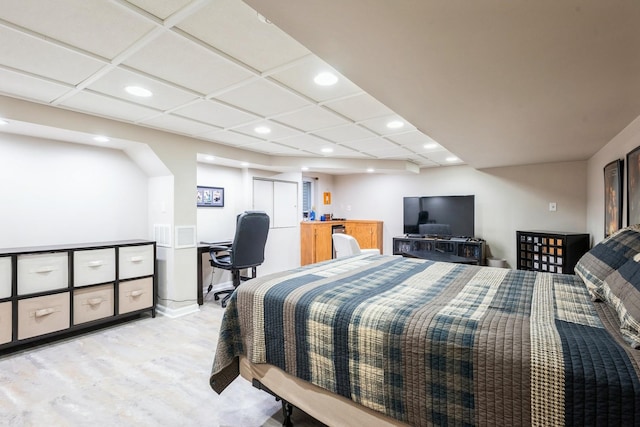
left=516, top=230, right=589, bottom=274
left=393, top=236, right=486, bottom=265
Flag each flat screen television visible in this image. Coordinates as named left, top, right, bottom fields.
left=403, top=195, right=475, bottom=237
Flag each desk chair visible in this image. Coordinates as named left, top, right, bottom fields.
left=332, top=233, right=380, bottom=258
left=209, top=211, right=270, bottom=307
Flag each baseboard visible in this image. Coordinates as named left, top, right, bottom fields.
left=155, top=303, right=200, bottom=318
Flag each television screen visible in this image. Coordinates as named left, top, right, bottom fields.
left=403, top=195, right=475, bottom=237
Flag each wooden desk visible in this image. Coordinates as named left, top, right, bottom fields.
left=197, top=241, right=232, bottom=305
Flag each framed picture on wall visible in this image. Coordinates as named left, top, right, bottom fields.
left=197, top=186, right=224, bottom=207
left=604, top=159, right=623, bottom=237
left=628, top=146, right=640, bottom=226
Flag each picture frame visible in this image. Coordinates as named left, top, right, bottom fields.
left=197, top=186, right=224, bottom=207
left=604, top=159, right=623, bottom=237
left=628, top=146, right=640, bottom=226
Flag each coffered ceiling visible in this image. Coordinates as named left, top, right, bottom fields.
left=0, top=0, right=463, bottom=173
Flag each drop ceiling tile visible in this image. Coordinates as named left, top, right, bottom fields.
left=359, top=115, right=417, bottom=136
left=173, top=99, right=258, bottom=128
left=366, top=146, right=415, bottom=158
left=277, top=134, right=330, bottom=150
left=60, top=91, right=159, bottom=122
left=0, top=68, right=71, bottom=103
left=243, top=141, right=303, bottom=155
left=200, top=130, right=264, bottom=147
left=323, top=93, right=394, bottom=122
left=426, top=150, right=465, bottom=165
left=342, top=137, right=398, bottom=152
left=270, top=57, right=362, bottom=102
left=141, top=114, right=220, bottom=136
left=125, top=0, right=193, bottom=19
left=213, top=78, right=310, bottom=117
left=387, top=130, right=439, bottom=148
left=311, top=124, right=376, bottom=143
left=233, top=120, right=301, bottom=140
left=274, top=106, right=349, bottom=132
left=124, top=31, right=254, bottom=95
left=307, top=143, right=362, bottom=157
left=177, top=0, right=310, bottom=72
left=87, top=67, right=199, bottom=111
left=0, top=0, right=155, bottom=59
left=0, top=26, right=105, bottom=85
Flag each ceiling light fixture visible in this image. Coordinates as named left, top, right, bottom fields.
left=446, top=156, right=460, bottom=162
left=301, top=166, right=309, bottom=171
left=240, top=161, right=249, bottom=167
left=256, top=13, right=271, bottom=24
left=205, top=155, right=215, bottom=161
left=0, top=119, right=8, bottom=126
left=125, top=86, right=153, bottom=97
left=314, top=72, right=338, bottom=86
left=386, top=120, right=404, bottom=129
left=321, top=147, right=334, bottom=153
left=93, top=136, right=109, bottom=143
left=366, top=168, right=375, bottom=173
left=254, top=126, right=271, bottom=135
left=424, top=142, right=438, bottom=149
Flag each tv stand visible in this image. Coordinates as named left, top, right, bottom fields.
left=393, top=235, right=486, bottom=265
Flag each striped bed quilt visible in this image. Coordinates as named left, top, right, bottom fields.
left=210, top=254, right=640, bottom=426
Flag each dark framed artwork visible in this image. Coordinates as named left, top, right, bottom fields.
left=604, top=159, right=623, bottom=237
left=628, top=146, right=640, bottom=226
left=197, top=186, right=224, bottom=207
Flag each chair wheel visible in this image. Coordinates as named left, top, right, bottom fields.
left=221, top=300, right=227, bottom=308
left=214, top=294, right=219, bottom=301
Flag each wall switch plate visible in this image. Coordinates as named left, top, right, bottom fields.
left=549, top=202, right=557, bottom=212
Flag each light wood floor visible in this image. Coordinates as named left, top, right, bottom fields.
left=0, top=295, right=323, bottom=426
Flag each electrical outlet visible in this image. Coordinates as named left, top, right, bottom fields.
left=549, top=202, right=557, bottom=212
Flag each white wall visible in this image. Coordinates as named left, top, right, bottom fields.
left=0, top=133, right=148, bottom=247
left=334, top=162, right=587, bottom=268
left=586, top=115, right=640, bottom=244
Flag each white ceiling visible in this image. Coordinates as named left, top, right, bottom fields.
left=0, top=0, right=465, bottom=174
left=247, top=0, right=640, bottom=169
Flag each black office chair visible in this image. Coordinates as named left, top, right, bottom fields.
left=209, top=211, right=270, bottom=307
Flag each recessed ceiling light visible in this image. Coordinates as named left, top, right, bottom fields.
left=205, top=155, right=215, bottom=161
left=366, top=168, right=375, bottom=173
left=314, top=72, right=338, bottom=86
left=93, top=136, right=109, bottom=143
left=125, top=86, right=153, bottom=97
left=254, top=126, right=271, bottom=135
left=321, top=147, right=334, bottom=153
left=386, top=120, right=404, bottom=129
left=0, top=119, right=8, bottom=126
left=240, top=161, right=249, bottom=167
left=424, top=142, right=438, bottom=149
left=256, top=13, right=271, bottom=24
left=301, top=166, right=309, bottom=171
left=446, top=156, right=460, bottom=162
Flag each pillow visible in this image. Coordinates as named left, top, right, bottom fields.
left=575, top=224, right=640, bottom=301
left=601, top=254, right=640, bottom=349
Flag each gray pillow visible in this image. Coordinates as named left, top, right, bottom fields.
left=601, top=255, right=640, bottom=348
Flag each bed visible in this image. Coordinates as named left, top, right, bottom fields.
left=210, top=226, right=640, bottom=426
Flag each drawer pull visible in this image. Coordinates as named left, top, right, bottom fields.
left=130, top=290, right=143, bottom=297
left=87, top=297, right=103, bottom=306
left=87, top=260, right=104, bottom=267
left=34, top=307, right=55, bottom=317
left=130, top=256, right=144, bottom=263
left=34, top=266, right=56, bottom=274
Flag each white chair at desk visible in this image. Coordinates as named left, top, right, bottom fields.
left=332, top=233, right=380, bottom=258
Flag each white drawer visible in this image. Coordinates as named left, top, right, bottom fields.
left=17, top=252, right=69, bottom=295
left=73, top=283, right=114, bottom=325
left=18, top=292, right=70, bottom=340
left=0, top=301, right=11, bottom=345
left=74, top=248, right=116, bottom=287
left=0, top=256, right=11, bottom=299
left=118, top=277, right=153, bottom=314
left=119, top=245, right=154, bottom=280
